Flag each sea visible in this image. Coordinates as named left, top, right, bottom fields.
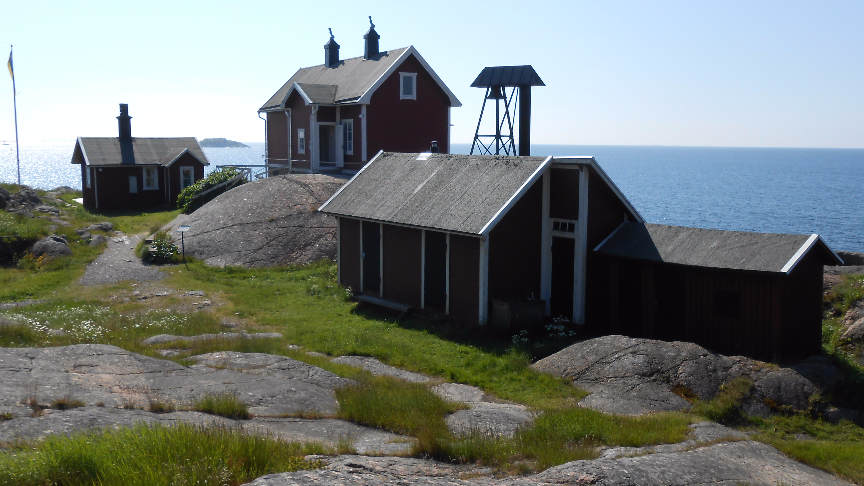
left=2, top=141, right=862, bottom=252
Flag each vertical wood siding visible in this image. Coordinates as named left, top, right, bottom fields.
left=367, top=54, right=451, bottom=156
left=488, top=181, right=543, bottom=302
left=382, top=224, right=422, bottom=307
left=449, top=234, right=481, bottom=323
left=339, top=218, right=361, bottom=293
left=266, top=111, right=288, bottom=166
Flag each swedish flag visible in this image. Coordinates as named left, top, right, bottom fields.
left=6, top=48, right=12, bottom=81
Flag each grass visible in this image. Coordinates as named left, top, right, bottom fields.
left=2, top=202, right=863, bottom=480
left=193, top=391, right=251, bottom=419
left=0, top=423, right=326, bottom=486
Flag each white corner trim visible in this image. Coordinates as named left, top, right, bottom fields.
left=780, top=234, right=820, bottom=274
left=318, top=150, right=385, bottom=212
left=553, top=157, right=644, bottom=224
left=479, top=156, right=553, bottom=236
left=356, top=46, right=462, bottom=107
left=593, top=220, right=629, bottom=252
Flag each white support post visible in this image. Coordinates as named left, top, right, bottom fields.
left=445, top=233, right=450, bottom=315
left=479, top=237, right=490, bottom=325
left=379, top=223, right=384, bottom=298
left=336, top=217, right=341, bottom=285
left=359, top=222, right=364, bottom=293
left=310, top=106, right=319, bottom=172
left=574, top=166, right=590, bottom=324
left=420, top=229, right=426, bottom=309
left=361, top=105, right=368, bottom=162
left=540, top=170, right=552, bottom=314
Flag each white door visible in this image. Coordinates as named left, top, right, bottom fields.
left=129, top=176, right=138, bottom=194
left=335, top=124, right=344, bottom=167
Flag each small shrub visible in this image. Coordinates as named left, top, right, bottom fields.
left=140, top=231, right=178, bottom=264
left=52, top=396, right=86, bottom=410
left=148, top=400, right=176, bottom=414
left=0, top=412, right=13, bottom=421
left=193, top=391, right=250, bottom=419
left=177, top=167, right=246, bottom=213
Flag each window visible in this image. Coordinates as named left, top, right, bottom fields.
left=180, top=166, right=194, bottom=189
left=85, top=166, right=91, bottom=188
left=342, top=119, right=354, bottom=155
left=400, top=72, right=417, bottom=100
left=298, top=128, right=306, bottom=154
left=143, top=167, right=158, bottom=190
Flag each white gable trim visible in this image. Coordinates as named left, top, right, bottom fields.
left=74, top=137, right=91, bottom=166
left=356, top=46, right=462, bottom=107
left=551, top=156, right=644, bottom=224
left=780, top=234, right=843, bottom=274
left=293, top=83, right=314, bottom=106
left=319, top=150, right=385, bottom=212
left=478, top=156, right=553, bottom=237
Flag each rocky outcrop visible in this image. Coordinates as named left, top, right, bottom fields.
left=29, top=235, right=72, bottom=258
left=0, top=186, right=9, bottom=209
left=532, top=335, right=846, bottom=418
left=246, top=441, right=855, bottom=485
left=160, top=174, right=346, bottom=268
left=4, top=188, right=42, bottom=216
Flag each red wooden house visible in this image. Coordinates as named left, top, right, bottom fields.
left=258, top=22, right=460, bottom=175
left=319, top=151, right=641, bottom=325
left=71, top=104, right=209, bottom=210
left=593, top=223, right=843, bottom=360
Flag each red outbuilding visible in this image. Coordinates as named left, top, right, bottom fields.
left=258, top=21, right=460, bottom=175
left=319, top=151, right=843, bottom=362
left=71, top=104, right=209, bottom=210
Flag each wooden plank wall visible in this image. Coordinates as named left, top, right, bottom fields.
left=382, top=224, right=422, bottom=308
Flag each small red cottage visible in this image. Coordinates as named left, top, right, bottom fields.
left=259, top=20, right=461, bottom=175
left=71, top=104, right=209, bottom=210
left=593, top=223, right=843, bottom=361
left=319, top=151, right=641, bottom=325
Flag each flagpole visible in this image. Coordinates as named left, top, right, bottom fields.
left=10, top=45, right=20, bottom=185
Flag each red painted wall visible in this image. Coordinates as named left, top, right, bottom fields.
left=339, top=218, right=361, bottom=293
left=382, top=224, right=422, bottom=307
left=488, top=180, right=543, bottom=302
left=366, top=54, right=451, bottom=158
left=166, top=153, right=206, bottom=206
left=93, top=166, right=164, bottom=210
left=449, top=234, right=481, bottom=323
left=267, top=111, right=288, bottom=166
left=340, top=105, right=363, bottom=168
left=288, top=92, right=312, bottom=170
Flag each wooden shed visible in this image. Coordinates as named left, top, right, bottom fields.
left=71, top=104, right=209, bottom=210
left=594, top=223, right=844, bottom=361
left=318, top=151, right=641, bottom=325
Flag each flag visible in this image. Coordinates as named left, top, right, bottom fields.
left=6, top=48, right=12, bottom=81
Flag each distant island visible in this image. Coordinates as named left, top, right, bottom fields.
left=199, top=138, right=249, bottom=148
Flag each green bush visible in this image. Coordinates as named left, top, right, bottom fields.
left=139, top=231, right=178, bottom=264
left=177, top=168, right=246, bottom=213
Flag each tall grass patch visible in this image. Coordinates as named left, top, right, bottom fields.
left=194, top=392, right=251, bottom=419
left=336, top=375, right=463, bottom=454
left=0, top=423, right=325, bottom=486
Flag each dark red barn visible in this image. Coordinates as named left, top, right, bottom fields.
left=258, top=22, right=460, bottom=175
left=594, top=223, right=843, bottom=361
left=319, top=151, right=640, bottom=325
left=320, top=151, right=842, bottom=362
left=71, top=104, right=209, bottom=210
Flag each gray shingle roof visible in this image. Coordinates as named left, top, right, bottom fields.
left=471, top=65, right=545, bottom=88
left=259, top=46, right=460, bottom=111
left=319, top=152, right=550, bottom=235
left=296, top=83, right=338, bottom=104
left=72, top=137, right=209, bottom=167
left=594, top=222, right=842, bottom=273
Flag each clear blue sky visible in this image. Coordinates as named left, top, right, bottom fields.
left=2, top=0, right=862, bottom=148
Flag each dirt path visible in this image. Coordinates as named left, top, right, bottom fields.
left=78, top=233, right=166, bottom=285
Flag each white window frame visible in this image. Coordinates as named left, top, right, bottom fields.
left=297, top=128, right=306, bottom=154
left=342, top=119, right=354, bottom=155
left=400, top=72, right=417, bottom=100
left=180, top=166, right=195, bottom=189
left=143, top=167, right=159, bottom=190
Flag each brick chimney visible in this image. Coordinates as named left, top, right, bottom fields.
left=324, top=28, right=339, bottom=66
left=363, top=16, right=379, bottom=59
left=117, top=104, right=132, bottom=142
